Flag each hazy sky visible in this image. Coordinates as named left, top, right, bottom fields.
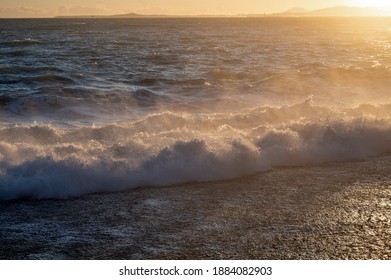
left=0, top=0, right=386, bottom=18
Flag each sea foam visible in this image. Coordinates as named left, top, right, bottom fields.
left=1, top=99, right=391, bottom=200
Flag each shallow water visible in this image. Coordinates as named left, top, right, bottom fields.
left=1, top=18, right=391, bottom=200
left=1, top=156, right=390, bottom=259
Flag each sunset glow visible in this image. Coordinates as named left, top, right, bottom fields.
left=1, top=0, right=391, bottom=18
left=353, top=0, right=391, bottom=7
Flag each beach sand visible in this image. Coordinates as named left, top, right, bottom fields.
left=0, top=156, right=390, bottom=260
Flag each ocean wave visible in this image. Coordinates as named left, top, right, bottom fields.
left=0, top=86, right=166, bottom=119
left=207, top=68, right=249, bottom=80
left=0, top=50, right=30, bottom=57
left=1, top=99, right=391, bottom=200
left=145, top=51, right=181, bottom=65
left=293, top=64, right=391, bottom=85
left=0, top=38, right=45, bottom=47
left=0, top=66, right=63, bottom=75
left=25, top=74, right=75, bottom=85
left=0, top=74, right=76, bottom=88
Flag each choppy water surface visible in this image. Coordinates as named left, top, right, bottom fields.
left=1, top=17, right=391, bottom=200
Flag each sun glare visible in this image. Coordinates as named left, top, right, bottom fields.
left=354, top=0, right=391, bottom=7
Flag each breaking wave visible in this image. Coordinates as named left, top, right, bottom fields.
left=1, top=99, right=391, bottom=200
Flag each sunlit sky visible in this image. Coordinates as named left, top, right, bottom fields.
left=0, top=0, right=390, bottom=18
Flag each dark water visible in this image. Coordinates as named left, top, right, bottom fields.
left=1, top=18, right=391, bottom=200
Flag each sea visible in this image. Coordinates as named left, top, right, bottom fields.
left=1, top=17, right=391, bottom=260
left=1, top=17, right=391, bottom=200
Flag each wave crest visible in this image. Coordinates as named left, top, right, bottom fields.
left=1, top=100, right=391, bottom=200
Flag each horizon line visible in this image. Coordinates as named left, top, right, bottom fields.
left=2, top=5, right=391, bottom=19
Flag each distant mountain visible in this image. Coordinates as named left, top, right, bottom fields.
left=55, top=13, right=169, bottom=18
left=269, top=6, right=391, bottom=17
left=285, top=7, right=309, bottom=14
left=54, top=6, right=391, bottom=19
left=310, top=6, right=387, bottom=16
left=55, top=13, right=232, bottom=19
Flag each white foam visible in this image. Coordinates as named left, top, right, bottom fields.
left=1, top=99, right=391, bottom=200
